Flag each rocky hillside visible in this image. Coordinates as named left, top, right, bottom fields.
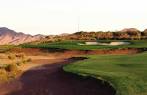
left=0, top=27, right=44, bottom=45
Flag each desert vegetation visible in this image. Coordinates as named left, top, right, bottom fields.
left=0, top=53, right=32, bottom=83
left=43, top=28, right=147, bottom=41
left=0, top=45, right=15, bottom=53
left=0, top=64, right=20, bottom=82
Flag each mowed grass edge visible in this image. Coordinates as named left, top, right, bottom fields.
left=63, top=52, right=147, bottom=95
left=21, top=40, right=147, bottom=50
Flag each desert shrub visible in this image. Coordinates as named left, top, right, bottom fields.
left=16, top=61, right=23, bottom=66
left=8, top=70, right=21, bottom=79
left=5, top=64, right=18, bottom=72
left=0, top=64, right=21, bottom=82
left=22, top=59, right=27, bottom=64
left=8, top=54, right=16, bottom=60
left=26, top=58, right=32, bottom=62
left=0, top=69, right=8, bottom=81
left=15, top=57, right=31, bottom=66
left=15, top=53, right=25, bottom=59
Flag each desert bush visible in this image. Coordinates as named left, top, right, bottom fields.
left=26, top=58, right=32, bottom=62
left=15, top=57, right=31, bottom=66
left=8, top=54, right=16, bottom=60
left=0, top=69, right=8, bottom=82
left=9, top=70, right=21, bottom=79
left=22, top=59, right=27, bottom=64
left=16, top=61, right=23, bottom=66
left=5, top=64, right=18, bottom=72
left=0, top=64, right=21, bottom=83
left=15, top=53, right=25, bottom=59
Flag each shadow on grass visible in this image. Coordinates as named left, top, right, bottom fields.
left=40, top=48, right=68, bottom=53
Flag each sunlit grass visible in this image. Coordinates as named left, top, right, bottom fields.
left=21, top=40, right=147, bottom=50
left=64, top=52, right=147, bottom=95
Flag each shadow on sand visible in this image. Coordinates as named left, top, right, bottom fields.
left=6, top=58, right=116, bottom=95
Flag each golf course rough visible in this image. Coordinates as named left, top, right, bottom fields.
left=63, top=52, right=147, bottom=95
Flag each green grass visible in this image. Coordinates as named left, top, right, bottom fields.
left=63, top=52, right=147, bottom=95
left=21, top=40, right=147, bottom=50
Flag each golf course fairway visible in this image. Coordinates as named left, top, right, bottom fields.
left=64, top=52, right=147, bottom=95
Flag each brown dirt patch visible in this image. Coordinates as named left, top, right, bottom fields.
left=10, top=48, right=43, bottom=55
left=10, top=47, right=143, bottom=57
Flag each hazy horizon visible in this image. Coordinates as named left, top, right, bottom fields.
left=0, top=0, right=147, bottom=35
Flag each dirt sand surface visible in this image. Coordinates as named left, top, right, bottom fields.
left=19, top=55, right=62, bottom=71
left=10, top=47, right=143, bottom=56
left=0, top=57, right=115, bottom=95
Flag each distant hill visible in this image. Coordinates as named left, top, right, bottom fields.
left=120, top=28, right=140, bottom=33
left=0, top=27, right=45, bottom=45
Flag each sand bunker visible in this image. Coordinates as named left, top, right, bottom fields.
left=109, top=42, right=130, bottom=46
left=79, top=41, right=130, bottom=46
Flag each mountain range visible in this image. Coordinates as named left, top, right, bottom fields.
left=0, top=27, right=45, bottom=45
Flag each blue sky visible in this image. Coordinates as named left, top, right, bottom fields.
left=0, top=0, right=147, bottom=35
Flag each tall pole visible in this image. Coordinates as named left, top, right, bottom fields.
left=77, top=16, right=80, bottom=32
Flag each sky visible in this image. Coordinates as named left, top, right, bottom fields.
left=0, top=0, right=147, bottom=35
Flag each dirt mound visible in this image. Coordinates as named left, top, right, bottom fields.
left=10, top=48, right=143, bottom=56
left=62, top=48, right=142, bottom=57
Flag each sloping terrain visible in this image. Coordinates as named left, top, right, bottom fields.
left=64, top=52, right=147, bottom=95
left=0, top=27, right=44, bottom=45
